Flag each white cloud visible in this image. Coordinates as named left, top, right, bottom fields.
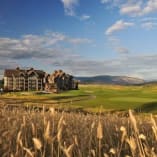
left=68, top=38, right=92, bottom=44
left=46, top=54, right=157, bottom=80
left=120, top=3, right=141, bottom=16
left=1, top=35, right=157, bottom=80
left=141, top=22, right=157, bottom=30
left=107, top=36, right=129, bottom=54
left=140, top=17, right=157, bottom=30
left=101, top=0, right=157, bottom=17
left=0, top=32, right=93, bottom=78
left=141, top=17, right=157, bottom=22
left=61, top=0, right=78, bottom=16
left=80, top=14, right=91, bottom=21
left=0, top=32, right=92, bottom=59
left=105, top=20, right=134, bottom=35
left=100, top=0, right=122, bottom=6
left=1, top=34, right=157, bottom=80
left=123, top=0, right=157, bottom=16
left=101, top=0, right=111, bottom=4
left=0, top=58, right=18, bottom=78
left=115, top=47, right=129, bottom=54
left=60, top=0, right=91, bottom=21
left=142, top=0, right=157, bottom=15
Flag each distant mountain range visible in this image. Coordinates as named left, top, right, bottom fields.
left=75, top=75, right=145, bottom=85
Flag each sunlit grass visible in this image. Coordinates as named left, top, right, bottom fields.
left=1, top=84, right=157, bottom=113
left=0, top=107, right=157, bottom=157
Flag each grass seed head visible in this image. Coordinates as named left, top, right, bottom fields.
left=91, top=149, right=96, bottom=157
left=129, top=110, right=138, bottom=133
left=58, top=115, right=64, bottom=130
left=97, top=121, right=103, bottom=140
left=16, top=131, right=22, bottom=144
left=44, top=121, right=51, bottom=140
left=91, top=121, right=95, bottom=129
left=23, top=147, right=34, bottom=157
left=109, top=148, right=116, bottom=155
left=31, top=123, right=36, bottom=136
left=139, top=134, right=146, bottom=141
left=57, top=126, right=63, bottom=142
left=50, top=107, right=55, bottom=116
left=126, top=137, right=137, bottom=153
left=120, top=126, right=126, bottom=132
left=32, top=138, right=42, bottom=150
left=104, top=153, right=109, bottom=157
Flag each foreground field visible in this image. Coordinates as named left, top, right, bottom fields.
left=0, top=107, right=157, bottom=157
left=1, top=84, right=157, bottom=113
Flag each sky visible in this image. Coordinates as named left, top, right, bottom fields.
left=1, top=0, right=157, bottom=80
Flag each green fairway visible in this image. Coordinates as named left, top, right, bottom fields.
left=1, top=84, right=157, bottom=113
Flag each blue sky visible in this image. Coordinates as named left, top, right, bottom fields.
left=1, top=0, right=157, bottom=80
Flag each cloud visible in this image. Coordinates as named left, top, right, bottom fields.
left=1, top=33, right=157, bottom=80
left=80, top=14, right=91, bottom=21
left=107, top=36, right=129, bottom=54
left=115, top=47, right=129, bottom=54
left=0, top=32, right=93, bottom=78
left=0, top=58, right=18, bottom=78
left=0, top=32, right=92, bottom=59
left=68, top=38, right=92, bottom=44
left=101, top=0, right=157, bottom=17
left=100, top=0, right=122, bottom=6
left=141, top=17, right=157, bottom=22
left=61, top=0, right=78, bottom=16
left=140, top=17, right=157, bottom=30
left=141, top=22, right=157, bottom=30
left=46, top=54, right=157, bottom=80
left=105, top=20, right=134, bottom=35
left=1, top=35, right=157, bottom=80
left=100, top=0, right=111, bottom=4
left=142, top=0, right=157, bottom=15
left=123, top=0, right=157, bottom=16
left=120, top=3, right=142, bottom=16
left=60, top=0, right=91, bottom=21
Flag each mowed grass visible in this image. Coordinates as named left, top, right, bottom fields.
left=1, top=84, right=157, bottom=113
left=68, top=84, right=157, bottom=112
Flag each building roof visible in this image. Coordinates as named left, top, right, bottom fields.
left=4, top=67, right=45, bottom=78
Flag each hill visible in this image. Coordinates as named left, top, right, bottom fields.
left=76, top=75, right=145, bottom=85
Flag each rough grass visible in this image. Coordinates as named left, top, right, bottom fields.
left=0, top=107, right=157, bottom=157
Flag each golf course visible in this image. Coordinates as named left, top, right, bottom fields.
left=1, top=84, right=157, bottom=113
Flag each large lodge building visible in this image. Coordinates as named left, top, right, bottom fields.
left=4, top=67, right=78, bottom=92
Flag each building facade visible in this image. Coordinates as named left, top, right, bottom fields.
left=44, top=70, right=78, bottom=93
left=4, top=68, right=78, bottom=92
left=4, top=67, right=45, bottom=91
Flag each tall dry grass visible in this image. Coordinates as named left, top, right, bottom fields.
left=0, top=106, right=157, bottom=157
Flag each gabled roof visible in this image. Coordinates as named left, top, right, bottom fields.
left=4, top=69, right=20, bottom=77
left=4, top=68, right=45, bottom=78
